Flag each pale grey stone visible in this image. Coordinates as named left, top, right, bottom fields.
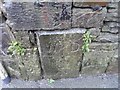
left=95, top=33, right=118, bottom=43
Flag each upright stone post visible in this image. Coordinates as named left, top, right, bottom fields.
left=36, top=29, right=86, bottom=79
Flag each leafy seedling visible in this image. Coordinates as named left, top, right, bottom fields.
left=82, top=31, right=92, bottom=54
left=8, top=41, right=26, bottom=56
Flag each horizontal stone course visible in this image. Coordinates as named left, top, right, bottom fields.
left=5, top=2, right=71, bottom=30
left=94, top=33, right=118, bottom=43
left=73, top=1, right=108, bottom=7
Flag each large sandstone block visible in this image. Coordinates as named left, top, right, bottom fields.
left=5, top=2, right=71, bottom=30
left=72, top=8, right=105, bottom=28
left=81, top=43, right=118, bottom=74
left=2, top=48, right=42, bottom=81
left=36, top=29, right=86, bottom=79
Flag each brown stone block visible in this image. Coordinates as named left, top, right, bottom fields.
left=5, top=2, right=71, bottom=30
left=73, top=0, right=108, bottom=7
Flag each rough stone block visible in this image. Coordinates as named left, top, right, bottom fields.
left=81, top=43, right=118, bottom=74
left=72, top=8, right=105, bottom=28
left=81, top=66, right=107, bottom=75
left=88, top=28, right=101, bottom=38
left=102, top=25, right=118, bottom=34
left=0, top=24, right=14, bottom=55
left=13, top=31, right=36, bottom=48
left=107, top=3, right=118, bottom=9
left=106, top=60, right=118, bottom=74
left=95, top=33, right=118, bottom=43
left=105, top=13, right=118, bottom=22
left=36, top=29, right=86, bottom=79
left=73, top=0, right=108, bottom=7
left=2, top=48, right=42, bottom=80
left=1, top=55, right=21, bottom=78
left=5, top=2, right=71, bottom=30
left=108, top=8, right=118, bottom=13
left=0, top=10, right=1, bottom=23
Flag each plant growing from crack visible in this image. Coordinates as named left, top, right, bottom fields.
left=8, top=41, right=26, bottom=56
left=82, top=31, right=92, bottom=54
left=79, top=31, right=93, bottom=72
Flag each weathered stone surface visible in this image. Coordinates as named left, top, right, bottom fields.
left=0, top=24, right=15, bottom=55
left=105, top=13, right=118, bottom=22
left=107, top=3, right=118, bottom=9
left=81, top=66, right=107, bottom=75
left=72, top=8, right=105, bottom=28
left=5, top=2, right=71, bottom=30
left=37, top=29, right=85, bottom=79
left=82, top=43, right=118, bottom=74
left=12, top=31, right=36, bottom=48
left=106, top=60, right=118, bottom=74
left=0, top=10, right=1, bottom=23
left=2, top=48, right=42, bottom=80
left=1, top=55, right=21, bottom=78
left=108, top=8, right=118, bottom=13
left=89, top=43, right=118, bottom=51
left=94, top=33, right=118, bottom=43
left=102, top=25, right=118, bottom=34
left=105, top=22, right=119, bottom=28
left=73, top=0, right=108, bottom=7
left=88, top=28, right=101, bottom=38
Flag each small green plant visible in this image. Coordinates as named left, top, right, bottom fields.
left=47, top=78, right=55, bottom=84
left=82, top=31, right=92, bottom=54
left=8, top=41, right=26, bottom=56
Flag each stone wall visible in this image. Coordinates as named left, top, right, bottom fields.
left=0, top=0, right=119, bottom=80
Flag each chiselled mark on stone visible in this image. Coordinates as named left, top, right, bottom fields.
left=47, top=36, right=82, bottom=54
left=71, top=42, right=80, bottom=53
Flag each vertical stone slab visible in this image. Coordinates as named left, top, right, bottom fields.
left=37, top=29, right=86, bottom=79
left=5, top=2, right=71, bottom=30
